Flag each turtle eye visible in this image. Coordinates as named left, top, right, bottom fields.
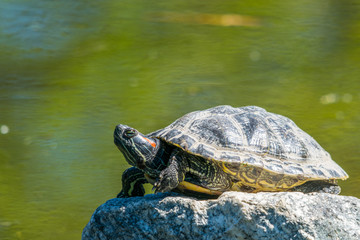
left=124, top=129, right=137, bottom=138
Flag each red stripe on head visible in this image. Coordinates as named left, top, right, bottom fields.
left=142, top=136, right=157, bottom=148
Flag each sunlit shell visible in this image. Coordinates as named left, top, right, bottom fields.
left=148, top=105, right=348, bottom=182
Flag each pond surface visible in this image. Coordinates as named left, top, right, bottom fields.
left=1, top=1, right=359, bottom=239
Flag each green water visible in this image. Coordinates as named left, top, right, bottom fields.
left=1, top=1, right=359, bottom=239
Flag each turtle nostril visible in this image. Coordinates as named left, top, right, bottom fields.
left=114, top=126, right=123, bottom=139
left=114, top=124, right=126, bottom=134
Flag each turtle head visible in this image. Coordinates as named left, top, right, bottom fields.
left=114, top=124, right=159, bottom=169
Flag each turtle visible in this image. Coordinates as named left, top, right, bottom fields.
left=114, top=105, right=348, bottom=198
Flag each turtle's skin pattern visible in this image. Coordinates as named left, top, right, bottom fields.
left=114, top=105, right=348, bottom=198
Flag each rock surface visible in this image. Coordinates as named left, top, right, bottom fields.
left=82, top=192, right=360, bottom=240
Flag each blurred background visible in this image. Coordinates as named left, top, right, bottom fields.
left=1, top=0, right=359, bottom=239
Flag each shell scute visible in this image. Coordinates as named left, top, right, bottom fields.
left=285, top=166, right=305, bottom=175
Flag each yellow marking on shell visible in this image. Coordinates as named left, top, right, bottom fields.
left=226, top=161, right=317, bottom=192
left=233, top=161, right=311, bottom=191
left=258, top=180, right=272, bottom=187
left=240, top=171, right=257, bottom=184
left=230, top=183, right=242, bottom=191
left=177, top=182, right=223, bottom=196
left=220, top=162, right=237, bottom=176
left=277, top=183, right=289, bottom=189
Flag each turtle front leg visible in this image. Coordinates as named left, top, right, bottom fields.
left=117, top=167, right=148, bottom=198
left=153, top=150, right=188, bottom=193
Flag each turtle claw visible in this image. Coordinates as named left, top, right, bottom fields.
left=152, top=183, right=163, bottom=194
left=153, top=186, right=168, bottom=193
left=152, top=183, right=159, bottom=193
left=153, top=174, right=178, bottom=193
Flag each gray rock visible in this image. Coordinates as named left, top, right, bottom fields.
left=82, top=192, right=360, bottom=240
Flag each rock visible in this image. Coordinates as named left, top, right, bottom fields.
left=82, top=192, right=360, bottom=240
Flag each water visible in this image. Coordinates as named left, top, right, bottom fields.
left=1, top=1, right=359, bottom=239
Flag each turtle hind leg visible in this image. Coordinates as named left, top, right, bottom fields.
left=291, top=180, right=341, bottom=194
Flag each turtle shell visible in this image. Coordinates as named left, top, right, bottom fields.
left=148, top=105, right=348, bottom=182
